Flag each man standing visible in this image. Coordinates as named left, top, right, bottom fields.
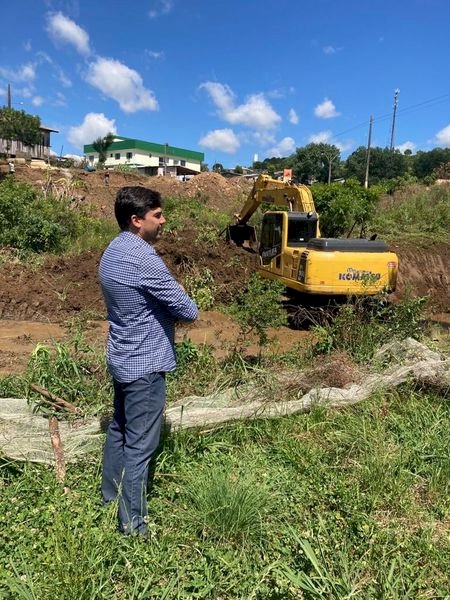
left=99, top=186, right=198, bottom=535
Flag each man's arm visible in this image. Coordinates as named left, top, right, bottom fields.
left=139, top=254, right=198, bottom=322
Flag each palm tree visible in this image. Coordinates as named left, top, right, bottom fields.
left=92, top=132, right=115, bottom=166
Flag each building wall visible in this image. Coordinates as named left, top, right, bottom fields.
left=0, top=138, right=52, bottom=159
left=86, top=146, right=202, bottom=173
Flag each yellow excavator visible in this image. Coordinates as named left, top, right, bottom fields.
left=227, top=175, right=398, bottom=296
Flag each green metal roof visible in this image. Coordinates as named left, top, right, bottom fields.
left=84, top=136, right=204, bottom=162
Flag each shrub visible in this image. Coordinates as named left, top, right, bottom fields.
left=184, top=268, right=216, bottom=310
left=312, top=295, right=427, bottom=362
left=311, top=179, right=380, bottom=237
left=0, top=179, right=78, bottom=253
left=229, top=274, right=287, bottom=352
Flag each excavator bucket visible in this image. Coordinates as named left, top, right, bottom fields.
left=226, top=224, right=257, bottom=249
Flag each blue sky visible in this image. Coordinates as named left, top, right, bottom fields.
left=1, top=0, right=450, bottom=168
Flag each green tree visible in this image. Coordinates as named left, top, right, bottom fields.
left=212, top=163, right=223, bottom=173
left=234, top=165, right=243, bottom=174
left=345, top=146, right=407, bottom=184
left=0, top=107, right=42, bottom=154
left=413, top=148, right=450, bottom=179
left=91, top=132, right=114, bottom=166
left=253, top=157, right=290, bottom=176
left=291, top=143, right=342, bottom=184
left=200, top=162, right=209, bottom=171
left=311, top=179, right=380, bottom=237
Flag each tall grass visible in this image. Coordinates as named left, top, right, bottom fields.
left=372, top=183, right=450, bottom=241
left=1, top=387, right=449, bottom=598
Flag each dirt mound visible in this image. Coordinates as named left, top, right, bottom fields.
left=13, top=164, right=252, bottom=221
left=0, top=233, right=256, bottom=322
left=392, top=240, right=450, bottom=311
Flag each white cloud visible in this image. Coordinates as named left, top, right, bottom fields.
left=32, top=96, right=44, bottom=107
left=396, top=141, right=416, bottom=153
left=308, top=130, right=352, bottom=152
left=267, top=137, right=296, bottom=158
left=55, top=66, right=72, bottom=87
left=243, top=131, right=276, bottom=147
left=308, top=130, right=333, bottom=144
left=200, top=81, right=281, bottom=130
left=0, top=63, right=36, bottom=82
left=198, top=128, right=240, bottom=154
left=145, top=49, right=165, bottom=60
left=288, top=108, right=299, bottom=125
left=323, top=45, right=341, bottom=54
left=23, top=40, right=32, bottom=52
left=85, top=57, right=158, bottom=113
left=19, top=63, right=36, bottom=81
left=314, top=97, right=340, bottom=119
left=46, top=12, right=90, bottom=55
left=54, top=91, right=67, bottom=106
left=435, top=125, right=450, bottom=146
left=68, top=112, right=117, bottom=149
left=148, top=0, right=174, bottom=18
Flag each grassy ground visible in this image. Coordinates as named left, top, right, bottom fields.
left=0, top=386, right=449, bottom=599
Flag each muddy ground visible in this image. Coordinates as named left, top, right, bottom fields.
left=0, top=164, right=449, bottom=374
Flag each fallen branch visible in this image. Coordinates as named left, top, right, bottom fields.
left=30, top=384, right=82, bottom=415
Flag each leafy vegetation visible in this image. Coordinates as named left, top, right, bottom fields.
left=371, top=183, right=450, bottom=242
left=91, top=132, right=115, bottom=166
left=311, top=179, right=380, bottom=237
left=312, top=295, right=427, bottom=362
left=0, top=106, right=41, bottom=152
left=0, top=178, right=116, bottom=254
left=0, top=384, right=448, bottom=598
left=228, top=274, right=287, bottom=351
left=253, top=142, right=450, bottom=184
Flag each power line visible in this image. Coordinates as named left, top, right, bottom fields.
left=329, top=91, right=450, bottom=145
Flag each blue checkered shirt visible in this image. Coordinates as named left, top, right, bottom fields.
left=99, top=231, right=198, bottom=383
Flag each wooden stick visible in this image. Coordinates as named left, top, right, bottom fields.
left=48, top=416, right=66, bottom=484
left=30, top=383, right=82, bottom=415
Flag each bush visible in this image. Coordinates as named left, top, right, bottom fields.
left=311, top=179, right=380, bottom=237
left=184, top=268, right=216, bottom=310
left=229, top=274, right=287, bottom=351
left=0, top=179, right=116, bottom=254
left=313, top=295, right=427, bottom=362
left=0, top=179, right=80, bottom=253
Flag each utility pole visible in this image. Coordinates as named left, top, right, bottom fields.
left=322, top=149, right=339, bottom=184
left=389, top=89, right=400, bottom=150
left=364, top=115, right=373, bottom=189
left=164, top=142, right=168, bottom=176
left=7, top=83, right=11, bottom=109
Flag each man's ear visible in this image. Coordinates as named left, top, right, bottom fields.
left=130, top=214, right=141, bottom=229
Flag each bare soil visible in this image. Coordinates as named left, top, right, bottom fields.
left=0, top=163, right=449, bottom=375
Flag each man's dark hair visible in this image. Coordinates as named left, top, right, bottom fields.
left=114, top=186, right=162, bottom=230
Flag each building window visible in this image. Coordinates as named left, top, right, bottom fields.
left=89, top=155, right=94, bottom=162
left=148, top=153, right=152, bottom=157
left=126, top=152, right=133, bottom=160
left=115, top=153, right=121, bottom=160
left=110, top=153, right=113, bottom=157
left=159, top=157, right=164, bottom=166
left=180, top=160, right=186, bottom=166
left=173, top=160, right=179, bottom=165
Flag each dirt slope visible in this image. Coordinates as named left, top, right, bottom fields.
left=2, top=163, right=449, bottom=320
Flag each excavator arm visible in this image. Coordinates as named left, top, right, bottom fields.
left=227, top=174, right=318, bottom=246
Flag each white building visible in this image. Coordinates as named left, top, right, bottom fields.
left=83, top=136, right=204, bottom=176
